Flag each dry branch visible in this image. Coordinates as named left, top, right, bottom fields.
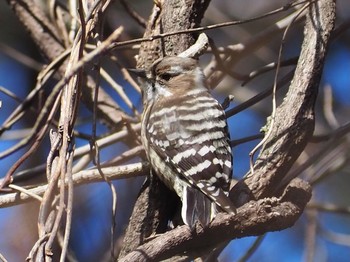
left=120, top=179, right=311, bottom=261
left=0, top=162, right=148, bottom=208
left=234, top=0, right=336, bottom=201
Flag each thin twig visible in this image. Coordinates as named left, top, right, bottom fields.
left=308, top=202, right=350, bottom=214
left=226, top=70, right=295, bottom=118
left=27, top=233, right=50, bottom=261
left=101, top=145, right=144, bottom=167
left=119, top=65, right=142, bottom=94
left=320, top=225, right=350, bottom=247
left=0, top=252, right=8, bottom=262
left=238, top=235, right=265, bottom=262
left=242, top=57, right=298, bottom=86
left=277, top=132, right=349, bottom=191
left=7, top=184, right=42, bottom=202
left=0, top=42, right=43, bottom=71
left=0, top=86, right=24, bottom=103
left=323, top=84, right=339, bottom=128
left=109, top=1, right=310, bottom=50
left=0, top=28, right=124, bottom=180
left=304, top=209, right=317, bottom=262
left=74, top=123, right=141, bottom=157
left=89, top=6, right=119, bottom=258
left=100, top=67, right=139, bottom=116
left=230, top=134, right=263, bottom=147
left=120, top=0, right=147, bottom=28
left=0, top=76, right=63, bottom=160
left=60, top=150, right=74, bottom=262
left=1, top=93, right=61, bottom=189
left=311, top=121, right=350, bottom=143
left=204, top=3, right=307, bottom=89
left=0, top=47, right=70, bottom=138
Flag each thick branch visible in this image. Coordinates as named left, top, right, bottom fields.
left=120, top=179, right=311, bottom=262
left=6, top=0, right=64, bottom=59
left=234, top=0, right=336, bottom=202
left=136, top=0, right=211, bottom=68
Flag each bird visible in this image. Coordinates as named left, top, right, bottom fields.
left=133, top=56, right=235, bottom=228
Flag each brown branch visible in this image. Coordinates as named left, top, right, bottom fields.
left=233, top=0, right=336, bottom=202
left=6, top=0, right=64, bottom=60
left=0, top=162, right=149, bottom=208
left=120, top=179, right=311, bottom=261
left=136, top=0, right=211, bottom=68
left=120, top=0, right=147, bottom=28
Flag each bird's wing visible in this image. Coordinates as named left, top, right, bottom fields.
left=145, top=95, right=235, bottom=214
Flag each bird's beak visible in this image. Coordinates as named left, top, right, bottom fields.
left=127, top=68, right=147, bottom=79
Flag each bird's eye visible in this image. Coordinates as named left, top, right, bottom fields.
left=159, top=73, right=172, bottom=81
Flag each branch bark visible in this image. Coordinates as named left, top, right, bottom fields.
left=233, top=0, right=336, bottom=202
left=120, top=179, right=311, bottom=262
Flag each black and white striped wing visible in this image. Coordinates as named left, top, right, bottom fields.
left=146, top=92, right=235, bottom=215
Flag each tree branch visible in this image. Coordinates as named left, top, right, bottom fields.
left=0, top=162, right=148, bottom=208
left=233, top=0, right=336, bottom=203
left=120, top=179, right=311, bottom=262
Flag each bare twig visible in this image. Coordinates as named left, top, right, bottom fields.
left=238, top=235, right=265, bottom=262
left=323, top=84, right=339, bottom=128
left=7, top=184, right=42, bottom=202
left=226, top=69, right=295, bottom=118
left=308, top=202, right=350, bottom=214
left=0, top=38, right=44, bottom=67
left=0, top=252, right=8, bottom=262
left=0, top=162, right=148, bottom=207
left=242, top=57, right=298, bottom=86
left=100, top=68, right=139, bottom=116
left=60, top=150, right=74, bottom=262
left=0, top=92, right=62, bottom=189
left=110, top=1, right=310, bottom=51
left=230, top=134, right=263, bottom=147
left=304, top=209, right=318, bottom=262
left=204, top=3, right=307, bottom=88
left=120, top=0, right=147, bottom=28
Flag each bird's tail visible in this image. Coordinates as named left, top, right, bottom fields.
left=181, top=185, right=217, bottom=228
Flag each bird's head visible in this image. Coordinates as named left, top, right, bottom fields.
left=129, top=56, right=208, bottom=106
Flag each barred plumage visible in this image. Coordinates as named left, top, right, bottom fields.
left=137, top=56, right=235, bottom=227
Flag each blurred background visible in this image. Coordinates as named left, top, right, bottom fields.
left=0, top=0, right=350, bottom=261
